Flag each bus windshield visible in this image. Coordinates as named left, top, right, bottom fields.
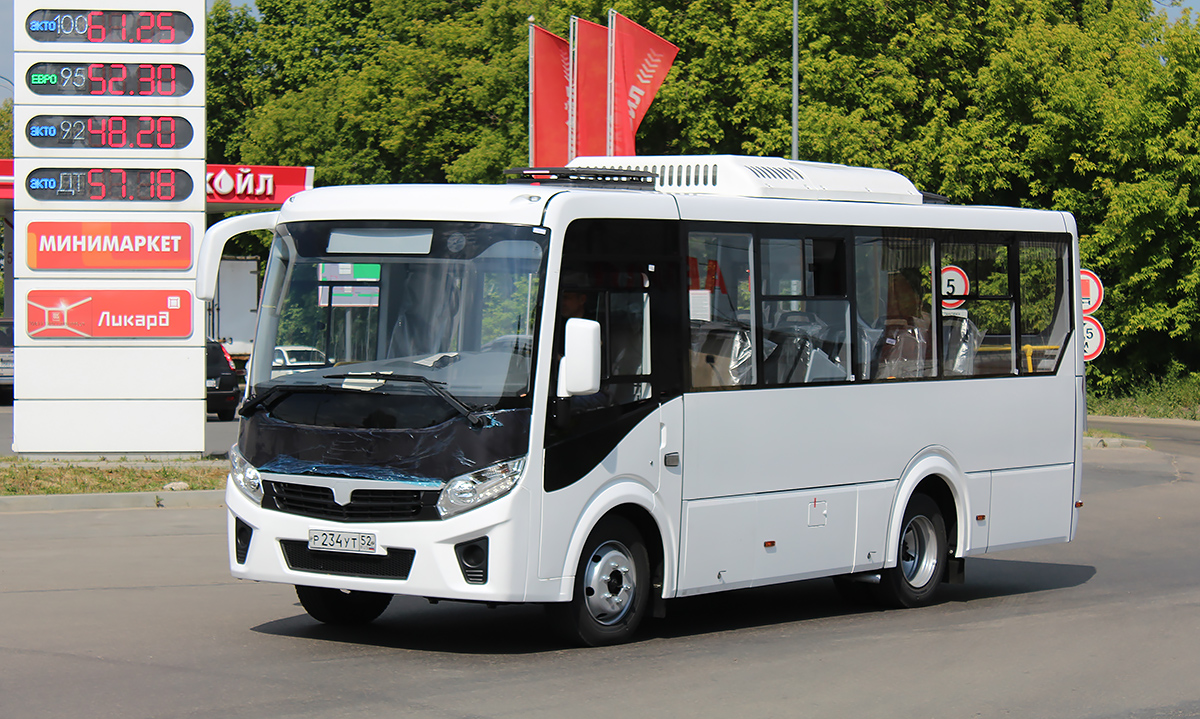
left=248, top=220, right=547, bottom=431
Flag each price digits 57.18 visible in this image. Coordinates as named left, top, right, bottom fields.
left=26, top=168, right=193, bottom=202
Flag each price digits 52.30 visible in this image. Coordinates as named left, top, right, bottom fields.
left=27, top=62, right=194, bottom=97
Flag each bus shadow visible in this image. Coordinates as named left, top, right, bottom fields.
left=250, top=557, right=1095, bottom=654
left=654, top=557, right=1095, bottom=640
left=252, top=598, right=565, bottom=654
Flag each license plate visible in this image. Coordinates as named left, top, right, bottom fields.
left=308, top=530, right=377, bottom=554
left=205, top=378, right=217, bottom=388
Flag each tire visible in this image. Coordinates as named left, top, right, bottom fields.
left=547, top=516, right=651, bottom=647
left=875, top=493, right=948, bottom=608
left=295, top=585, right=392, bottom=625
left=216, top=409, right=236, bottom=422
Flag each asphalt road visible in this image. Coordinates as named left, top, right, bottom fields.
left=1088, top=415, right=1200, bottom=457
left=2, top=429, right=1199, bottom=719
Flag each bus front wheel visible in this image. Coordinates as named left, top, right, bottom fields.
left=876, top=493, right=947, bottom=608
left=295, top=585, right=392, bottom=625
left=548, top=516, right=650, bottom=646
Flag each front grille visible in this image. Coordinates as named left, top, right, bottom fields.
left=263, top=480, right=440, bottom=522
left=280, top=540, right=415, bottom=579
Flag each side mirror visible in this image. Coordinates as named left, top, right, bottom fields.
left=272, top=358, right=284, bottom=367
left=557, top=318, right=601, bottom=397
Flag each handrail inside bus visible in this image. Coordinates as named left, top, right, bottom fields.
left=976, top=344, right=1061, bottom=372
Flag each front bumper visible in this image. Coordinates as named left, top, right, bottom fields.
left=225, top=476, right=533, bottom=602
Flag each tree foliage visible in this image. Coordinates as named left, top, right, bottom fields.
left=205, top=0, right=1200, bottom=390
left=1, top=98, right=13, bottom=159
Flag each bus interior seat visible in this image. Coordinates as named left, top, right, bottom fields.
left=805, top=343, right=849, bottom=382
left=874, top=319, right=933, bottom=379
left=942, top=315, right=983, bottom=376
left=690, top=324, right=752, bottom=387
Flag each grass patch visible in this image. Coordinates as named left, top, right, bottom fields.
left=1088, top=375, right=1200, bottom=420
left=0, top=459, right=227, bottom=496
left=1083, top=428, right=1129, bottom=439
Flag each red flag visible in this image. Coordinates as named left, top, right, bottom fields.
left=570, top=17, right=608, bottom=160
left=530, top=25, right=570, bottom=166
left=608, top=11, right=679, bottom=156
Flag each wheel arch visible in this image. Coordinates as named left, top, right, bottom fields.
left=552, top=482, right=672, bottom=603
left=884, top=446, right=970, bottom=568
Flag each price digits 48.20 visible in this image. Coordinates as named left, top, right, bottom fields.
left=27, top=115, right=194, bottom=150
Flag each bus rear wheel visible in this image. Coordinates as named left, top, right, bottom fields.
left=875, top=493, right=947, bottom=608
left=295, top=585, right=392, bottom=625
left=547, top=516, right=650, bottom=647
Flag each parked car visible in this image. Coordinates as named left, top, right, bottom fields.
left=271, top=345, right=328, bottom=377
left=0, top=318, right=13, bottom=396
left=207, top=339, right=244, bottom=421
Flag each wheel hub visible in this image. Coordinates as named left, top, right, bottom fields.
left=899, top=514, right=939, bottom=588
left=583, top=540, right=636, bottom=625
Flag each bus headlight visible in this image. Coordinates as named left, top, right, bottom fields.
left=437, top=456, right=525, bottom=519
left=229, top=444, right=263, bottom=503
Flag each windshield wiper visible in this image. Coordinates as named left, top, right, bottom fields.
left=239, top=383, right=343, bottom=418
left=325, top=372, right=488, bottom=428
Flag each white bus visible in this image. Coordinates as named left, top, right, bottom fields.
left=199, top=155, right=1083, bottom=646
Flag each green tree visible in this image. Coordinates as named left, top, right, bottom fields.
left=203, top=0, right=1200, bottom=389
left=207, top=0, right=262, bottom=164
left=0, top=98, right=13, bottom=159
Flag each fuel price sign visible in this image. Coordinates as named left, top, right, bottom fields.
left=15, top=53, right=204, bottom=106
left=26, top=10, right=195, bottom=44
left=16, top=3, right=205, bottom=53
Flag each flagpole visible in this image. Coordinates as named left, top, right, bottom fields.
left=791, top=0, right=798, bottom=161
left=528, top=17, right=536, bottom=166
left=606, top=9, right=615, bottom=156
left=568, top=17, right=579, bottom=162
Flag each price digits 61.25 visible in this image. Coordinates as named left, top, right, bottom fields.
left=26, top=10, right=194, bottom=44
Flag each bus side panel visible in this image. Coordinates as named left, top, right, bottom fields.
left=537, top=407, right=663, bottom=581
left=754, top=484, right=857, bottom=583
left=987, top=464, right=1075, bottom=552
left=678, top=484, right=862, bottom=596
left=678, top=495, right=758, bottom=596
left=962, top=471, right=992, bottom=556
left=853, top=481, right=897, bottom=571
left=681, top=376, right=1076, bottom=501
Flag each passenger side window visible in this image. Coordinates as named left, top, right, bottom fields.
left=687, top=232, right=754, bottom=388
left=940, top=241, right=1013, bottom=376
left=856, top=235, right=935, bottom=381
left=1018, top=240, right=1072, bottom=374
left=759, top=236, right=850, bottom=385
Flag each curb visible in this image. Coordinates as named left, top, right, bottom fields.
left=0, top=489, right=226, bottom=513
left=1083, top=437, right=1148, bottom=449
